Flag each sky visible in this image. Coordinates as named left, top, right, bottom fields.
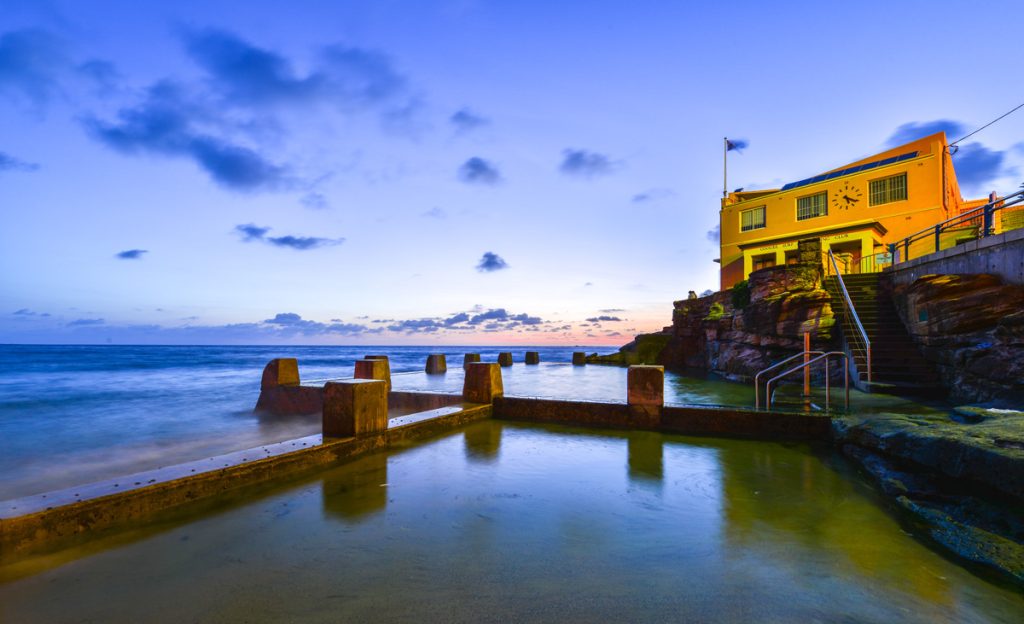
left=2, top=0, right=1023, bottom=346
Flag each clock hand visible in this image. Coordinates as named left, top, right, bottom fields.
left=844, top=195, right=859, bottom=203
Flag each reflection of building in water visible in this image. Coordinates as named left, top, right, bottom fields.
left=322, top=452, right=388, bottom=522
left=463, top=421, right=503, bottom=462
left=717, top=443, right=952, bottom=605
left=627, top=432, right=664, bottom=483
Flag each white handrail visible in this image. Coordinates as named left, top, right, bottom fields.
left=754, top=351, right=823, bottom=409
left=765, top=351, right=850, bottom=411
left=827, top=249, right=872, bottom=383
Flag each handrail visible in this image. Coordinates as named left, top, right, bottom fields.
left=898, top=188, right=1024, bottom=245
left=754, top=351, right=823, bottom=409
left=765, top=351, right=850, bottom=411
left=827, top=249, right=872, bottom=383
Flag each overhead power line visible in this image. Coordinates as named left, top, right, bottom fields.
left=950, top=100, right=1024, bottom=146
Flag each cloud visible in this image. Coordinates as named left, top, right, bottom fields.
left=559, top=149, right=618, bottom=178
left=382, top=307, right=544, bottom=334
left=0, top=151, right=39, bottom=173
left=0, top=28, right=67, bottom=108
left=115, top=249, right=147, bottom=260
left=12, top=308, right=50, bottom=317
left=234, top=223, right=343, bottom=250
left=68, top=318, right=105, bottom=326
left=586, top=316, right=623, bottom=322
left=450, top=108, right=489, bottom=132
left=599, top=308, right=625, bottom=313
left=77, top=59, right=119, bottom=95
left=183, top=28, right=408, bottom=111
left=584, top=282, right=593, bottom=287
left=886, top=120, right=967, bottom=147
left=476, top=251, right=508, bottom=272
left=458, top=157, right=501, bottom=185
left=421, top=206, right=446, bottom=219
left=84, top=80, right=291, bottom=191
left=300, top=192, right=329, bottom=209
left=235, top=224, right=270, bottom=241
left=631, top=188, right=674, bottom=203
left=953, top=143, right=1011, bottom=190
left=706, top=224, right=720, bottom=244
left=263, top=312, right=367, bottom=335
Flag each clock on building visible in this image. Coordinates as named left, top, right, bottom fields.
left=832, top=181, right=863, bottom=210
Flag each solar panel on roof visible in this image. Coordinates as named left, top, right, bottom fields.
left=778, top=151, right=918, bottom=192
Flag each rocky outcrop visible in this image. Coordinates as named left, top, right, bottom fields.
left=834, top=409, right=1024, bottom=584
left=593, top=238, right=836, bottom=380
left=892, top=273, right=1024, bottom=402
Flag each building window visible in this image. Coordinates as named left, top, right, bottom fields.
left=740, top=206, right=766, bottom=232
left=869, top=173, right=907, bottom=206
left=797, top=192, right=827, bottom=220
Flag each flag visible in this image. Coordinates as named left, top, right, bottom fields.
left=726, top=138, right=748, bottom=152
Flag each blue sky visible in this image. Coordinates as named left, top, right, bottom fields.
left=2, top=0, right=1022, bottom=345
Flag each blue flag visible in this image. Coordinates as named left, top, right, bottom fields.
left=726, top=138, right=749, bottom=152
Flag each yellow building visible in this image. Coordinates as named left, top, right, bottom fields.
left=717, top=132, right=980, bottom=290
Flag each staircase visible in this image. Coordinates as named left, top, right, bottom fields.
left=824, top=273, right=945, bottom=397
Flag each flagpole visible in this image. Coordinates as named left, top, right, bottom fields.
left=723, top=137, right=728, bottom=198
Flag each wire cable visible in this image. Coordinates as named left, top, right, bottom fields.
left=950, top=100, right=1024, bottom=146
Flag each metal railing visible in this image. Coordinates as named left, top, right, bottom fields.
left=890, top=186, right=1024, bottom=264
left=824, top=252, right=891, bottom=276
left=765, top=351, right=850, bottom=411
left=754, top=350, right=822, bottom=409
left=827, top=250, right=872, bottom=383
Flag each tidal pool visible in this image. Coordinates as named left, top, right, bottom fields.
left=1, top=421, right=1020, bottom=623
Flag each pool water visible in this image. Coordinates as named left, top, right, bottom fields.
left=1, top=421, right=1020, bottom=623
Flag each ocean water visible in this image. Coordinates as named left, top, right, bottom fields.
left=0, top=344, right=937, bottom=500
left=1, top=344, right=624, bottom=500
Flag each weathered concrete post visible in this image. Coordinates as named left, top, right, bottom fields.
left=627, top=365, right=664, bottom=428
left=323, top=379, right=388, bottom=438
left=261, top=358, right=300, bottom=389
left=498, top=352, right=513, bottom=367
left=255, top=358, right=322, bottom=415
left=355, top=358, right=391, bottom=393
left=525, top=351, right=540, bottom=365
left=463, top=362, right=504, bottom=404
left=426, top=354, right=447, bottom=375
left=463, top=353, right=481, bottom=368
left=572, top=351, right=587, bottom=366
left=364, top=355, right=391, bottom=390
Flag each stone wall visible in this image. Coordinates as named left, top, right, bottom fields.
left=891, top=273, right=1024, bottom=402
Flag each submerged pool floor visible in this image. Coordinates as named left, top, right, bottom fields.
left=1, top=421, right=1020, bottom=623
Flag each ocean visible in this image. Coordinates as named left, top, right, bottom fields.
left=0, top=344, right=623, bottom=500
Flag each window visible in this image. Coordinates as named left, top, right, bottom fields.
left=740, top=206, right=766, bottom=232
left=869, top=173, right=907, bottom=206
left=797, top=192, right=827, bottom=220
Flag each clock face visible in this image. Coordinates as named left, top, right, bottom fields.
left=832, top=181, right=863, bottom=210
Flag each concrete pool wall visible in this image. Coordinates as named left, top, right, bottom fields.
left=0, top=358, right=830, bottom=562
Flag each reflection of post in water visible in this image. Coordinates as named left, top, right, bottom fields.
left=627, top=431, right=664, bottom=483
left=322, top=451, right=388, bottom=522
left=463, top=422, right=503, bottom=462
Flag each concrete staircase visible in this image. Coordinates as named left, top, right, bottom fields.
left=824, top=273, right=945, bottom=398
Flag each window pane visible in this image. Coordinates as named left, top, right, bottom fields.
left=869, top=173, right=907, bottom=206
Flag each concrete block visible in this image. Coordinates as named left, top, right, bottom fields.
left=572, top=352, right=587, bottom=366
left=463, top=362, right=503, bottom=404
left=498, top=352, right=513, bottom=367
left=628, top=365, right=664, bottom=426
left=425, top=354, right=447, bottom=375
left=525, top=351, right=540, bottom=365
left=355, top=358, right=391, bottom=393
left=463, top=353, right=481, bottom=368
left=323, top=380, right=388, bottom=438
left=261, top=358, right=300, bottom=390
